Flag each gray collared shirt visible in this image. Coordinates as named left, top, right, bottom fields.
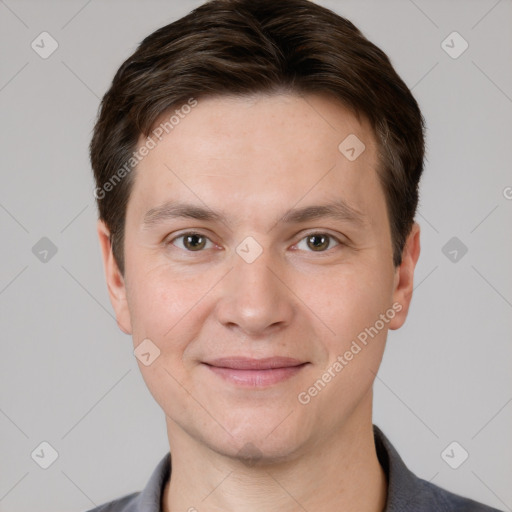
left=86, top=425, right=501, bottom=511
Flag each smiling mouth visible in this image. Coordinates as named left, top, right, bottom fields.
left=202, top=357, right=309, bottom=387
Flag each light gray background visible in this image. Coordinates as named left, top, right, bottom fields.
left=1, top=0, right=511, bottom=510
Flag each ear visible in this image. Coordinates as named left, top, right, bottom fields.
left=388, top=222, right=421, bottom=330
left=97, top=219, right=132, bottom=335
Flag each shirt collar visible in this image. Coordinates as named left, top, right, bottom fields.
left=373, top=424, right=424, bottom=511
left=135, top=450, right=171, bottom=510
left=134, top=424, right=422, bottom=511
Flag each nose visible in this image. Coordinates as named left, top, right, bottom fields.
left=213, top=244, right=295, bottom=337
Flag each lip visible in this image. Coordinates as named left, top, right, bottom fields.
left=202, top=357, right=308, bottom=387
left=204, top=357, right=305, bottom=370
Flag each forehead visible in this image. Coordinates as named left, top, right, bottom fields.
left=127, top=93, right=383, bottom=227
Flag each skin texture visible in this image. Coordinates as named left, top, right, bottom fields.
left=97, top=93, right=421, bottom=512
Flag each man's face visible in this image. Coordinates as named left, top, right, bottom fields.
left=99, top=93, right=419, bottom=462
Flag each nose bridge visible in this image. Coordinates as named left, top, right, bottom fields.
left=215, top=239, right=293, bottom=334
left=234, top=243, right=276, bottom=296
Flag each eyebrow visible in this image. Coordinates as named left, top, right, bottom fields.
left=142, top=199, right=368, bottom=229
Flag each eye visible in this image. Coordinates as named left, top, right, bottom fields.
left=295, top=232, right=341, bottom=252
left=167, top=231, right=343, bottom=254
left=169, top=232, right=214, bottom=252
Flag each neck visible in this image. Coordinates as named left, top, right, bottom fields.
left=162, top=397, right=387, bottom=512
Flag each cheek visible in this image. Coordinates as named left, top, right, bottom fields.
left=126, top=263, right=207, bottom=345
left=126, top=267, right=207, bottom=413
left=302, top=260, right=394, bottom=348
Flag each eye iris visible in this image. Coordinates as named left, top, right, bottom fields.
left=184, top=234, right=206, bottom=251
left=307, top=234, right=329, bottom=251
left=180, top=234, right=332, bottom=251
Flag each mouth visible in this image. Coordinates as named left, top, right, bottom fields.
left=202, top=357, right=309, bottom=387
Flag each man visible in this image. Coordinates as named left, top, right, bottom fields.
left=88, top=0, right=500, bottom=510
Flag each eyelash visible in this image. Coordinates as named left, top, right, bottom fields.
left=167, top=231, right=344, bottom=254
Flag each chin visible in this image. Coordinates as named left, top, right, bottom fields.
left=216, top=436, right=305, bottom=468
left=201, top=417, right=310, bottom=467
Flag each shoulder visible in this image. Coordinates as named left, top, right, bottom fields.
left=82, top=452, right=171, bottom=512
left=372, top=425, right=502, bottom=512
left=85, top=491, right=140, bottom=512
left=414, top=477, right=502, bottom=511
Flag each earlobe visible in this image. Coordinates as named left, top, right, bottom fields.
left=96, top=219, right=132, bottom=335
left=389, top=222, right=421, bottom=330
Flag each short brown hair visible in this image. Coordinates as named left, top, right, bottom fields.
left=90, top=0, right=425, bottom=275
